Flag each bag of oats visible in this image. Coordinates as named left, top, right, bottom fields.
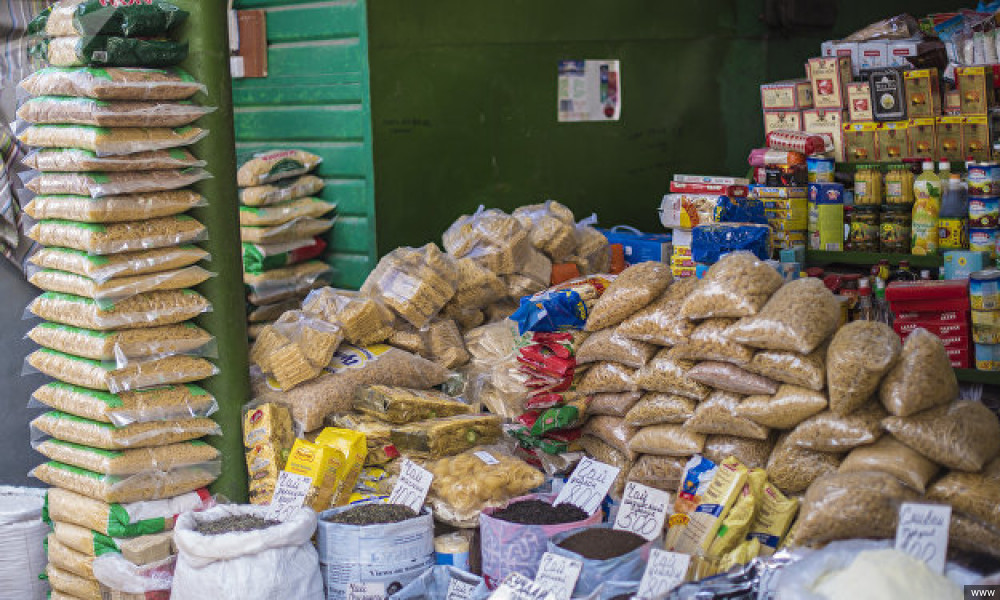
left=702, top=435, right=775, bottom=470
left=628, top=424, right=706, bottom=457
left=686, top=362, right=778, bottom=396
left=29, top=290, right=211, bottom=330
left=29, top=265, right=212, bottom=302
left=20, top=66, right=204, bottom=100
left=826, top=321, right=901, bottom=415
left=766, top=432, right=842, bottom=495
left=25, top=349, right=218, bottom=393
left=576, top=362, right=638, bottom=394
left=589, top=391, right=643, bottom=418
left=28, top=321, right=213, bottom=362
left=679, top=252, right=783, bottom=320
left=30, top=246, right=208, bottom=282
left=25, top=169, right=211, bottom=198
left=883, top=400, right=1000, bottom=471
left=744, top=345, right=826, bottom=392
left=735, top=384, right=827, bottom=429
left=575, top=328, right=656, bottom=369
left=879, top=328, right=959, bottom=417
left=615, top=277, right=699, bottom=346
left=236, top=149, right=323, bottom=187
left=585, top=261, right=673, bottom=331
left=23, top=147, right=205, bottom=172
left=302, top=288, right=395, bottom=346
left=238, top=197, right=336, bottom=227
left=32, top=461, right=219, bottom=504
left=244, top=261, right=333, bottom=306
left=32, top=382, right=217, bottom=426
left=37, top=439, right=219, bottom=476
left=31, top=411, right=220, bottom=450
left=17, top=96, right=210, bottom=128
left=239, top=175, right=326, bottom=207
left=24, top=190, right=205, bottom=223
left=635, top=348, right=711, bottom=400
left=685, top=391, right=770, bottom=440
left=29, top=216, right=207, bottom=254
left=670, top=318, right=754, bottom=366
left=839, top=437, right=939, bottom=493
left=624, top=393, right=696, bottom=426
left=725, top=278, right=840, bottom=355
left=240, top=218, right=334, bottom=245
left=19, top=125, right=205, bottom=156
left=47, top=486, right=214, bottom=537
left=785, top=403, right=887, bottom=452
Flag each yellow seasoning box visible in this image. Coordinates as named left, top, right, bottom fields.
left=315, top=427, right=368, bottom=507
left=674, top=457, right=748, bottom=556
left=283, top=438, right=346, bottom=512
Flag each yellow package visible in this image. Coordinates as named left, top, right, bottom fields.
left=673, top=457, right=748, bottom=555
left=243, top=403, right=295, bottom=448
left=284, top=439, right=346, bottom=512
left=246, top=443, right=283, bottom=505
left=707, top=468, right=766, bottom=558
left=314, top=427, right=368, bottom=507
left=718, top=538, right=761, bottom=572
left=665, top=455, right=720, bottom=550
left=249, top=479, right=276, bottom=505
left=348, top=492, right=388, bottom=505
left=747, top=481, right=799, bottom=556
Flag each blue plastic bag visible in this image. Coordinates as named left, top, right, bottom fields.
left=713, top=196, right=767, bottom=225
left=547, top=524, right=658, bottom=596
left=692, top=224, right=771, bottom=264
left=389, top=565, right=489, bottom=600
left=510, top=289, right=588, bottom=334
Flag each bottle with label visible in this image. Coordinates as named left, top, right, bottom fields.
left=911, top=160, right=942, bottom=255
left=856, top=278, right=875, bottom=321
left=939, top=173, right=969, bottom=251
left=888, top=260, right=918, bottom=284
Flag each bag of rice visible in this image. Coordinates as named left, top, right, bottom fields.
left=635, top=348, right=711, bottom=400
left=670, top=318, right=754, bottom=366
left=744, top=345, right=826, bottom=392
left=30, top=0, right=188, bottom=37
left=585, top=261, right=673, bottom=331
left=627, top=454, right=685, bottom=492
left=31, top=411, right=220, bottom=450
left=28, top=321, right=213, bottom=361
left=30, top=245, right=208, bottom=282
left=679, top=252, right=783, bottom=320
left=582, top=416, right=638, bottom=458
left=29, top=290, right=211, bottom=330
left=615, top=276, right=698, bottom=346
left=511, top=200, right=577, bottom=262
left=238, top=197, right=336, bottom=227
left=45, top=563, right=101, bottom=600
left=785, top=403, right=886, bottom=452
left=302, top=288, right=395, bottom=346
left=702, top=435, right=774, bottom=470
left=239, top=175, right=325, bottom=207
left=624, top=393, right=696, bottom=426
left=23, top=147, right=205, bottom=171
left=576, top=362, right=637, bottom=394
left=839, top=437, right=939, bottom=493
left=766, top=432, right=842, bottom=495
left=879, top=328, right=959, bottom=417
left=20, top=66, right=204, bottom=100
left=24, top=191, right=205, bottom=223
left=883, top=400, right=1000, bottom=471
left=29, top=216, right=207, bottom=254
left=242, top=238, right=326, bottom=274
left=33, top=382, right=217, bottom=426
left=236, top=149, right=323, bottom=187
left=685, top=391, right=770, bottom=440
left=26, top=349, right=217, bottom=393
left=46, top=533, right=94, bottom=579
left=29, top=265, right=212, bottom=301
left=32, top=461, right=219, bottom=504
left=686, top=362, right=778, bottom=395
left=575, top=328, right=656, bottom=368
left=240, top=217, right=334, bottom=245
left=725, top=278, right=840, bottom=355
left=47, top=486, right=214, bottom=537
left=25, top=169, right=211, bottom=198
left=628, top=424, right=706, bottom=457
left=244, top=261, right=333, bottom=306
left=31, top=36, right=188, bottom=68
left=17, top=96, right=210, bottom=128
left=928, top=471, right=1000, bottom=529
left=19, top=124, right=205, bottom=156
left=826, top=321, right=901, bottom=415
left=37, top=439, right=219, bottom=476
left=735, top=384, right=827, bottom=429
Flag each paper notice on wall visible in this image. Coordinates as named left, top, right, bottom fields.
left=557, top=60, right=621, bottom=122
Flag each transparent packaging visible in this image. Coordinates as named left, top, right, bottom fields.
left=589, top=391, right=642, bottom=418
left=36, top=439, right=220, bottom=476
left=25, top=348, right=217, bottom=393
left=826, top=321, right=901, bottom=415
left=31, top=411, right=220, bottom=450
left=670, top=318, right=754, bottom=366
left=577, top=435, right=630, bottom=498
left=628, top=424, right=706, bottom=457
left=615, top=276, right=698, bottom=345
left=24, top=189, right=206, bottom=222
left=361, top=244, right=458, bottom=328
left=635, top=348, right=710, bottom=400
left=839, top=436, right=939, bottom=493
left=786, top=403, right=887, bottom=452
left=575, top=328, right=656, bottom=369
left=46, top=533, right=94, bottom=580
left=28, top=215, right=207, bottom=254
left=686, top=361, right=778, bottom=396
left=25, top=169, right=211, bottom=198
left=725, top=278, right=840, bottom=355
left=679, top=252, right=783, bottom=320
left=29, top=245, right=209, bottom=283
left=582, top=416, right=638, bottom=458
left=685, top=391, right=770, bottom=439
left=512, top=200, right=578, bottom=262
left=576, top=361, right=638, bottom=394
left=46, top=486, right=216, bottom=537
left=18, top=96, right=209, bottom=128
left=766, top=432, right=842, bottom=495
left=735, top=384, right=827, bottom=429
left=302, top=287, right=395, bottom=347
left=244, top=261, right=333, bottom=306
left=624, top=393, right=696, bottom=426
left=19, top=124, right=206, bottom=156
left=28, top=290, right=212, bottom=331
left=19, top=66, right=205, bottom=100
left=29, top=265, right=213, bottom=303
left=879, top=328, right=960, bottom=417
left=447, top=257, right=507, bottom=309
left=627, top=454, right=685, bottom=492
left=22, top=147, right=205, bottom=171
left=46, top=563, right=100, bottom=600
left=239, top=217, right=334, bottom=245
left=236, top=149, right=322, bottom=187
left=28, top=321, right=214, bottom=362
left=883, top=400, right=1000, bottom=471
left=390, top=414, right=501, bottom=458
left=931, top=471, right=1000, bottom=529
left=745, top=346, right=826, bottom=392
left=32, top=381, right=217, bottom=426
left=573, top=214, right=610, bottom=275
left=32, top=461, right=220, bottom=504
left=239, top=175, right=325, bottom=207
left=239, top=197, right=335, bottom=227
left=585, top=261, right=673, bottom=331
left=702, top=435, right=774, bottom=470
left=353, top=384, right=471, bottom=424
left=442, top=206, right=532, bottom=275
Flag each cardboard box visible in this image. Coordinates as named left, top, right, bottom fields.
left=895, top=309, right=968, bottom=323
left=870, top=68, right=906, bottom=122
left=957, top=66, right=993, bottom=115
left=673, top=174, right=749, bottom=185
left=894, top=319, right=970, bottom=339
left=936, top=116, right=964, bottom=162
left=598, top=228, right=672, bottom=264
left=907, top=117, right=936, bottom=160
left=231, top=10, right=267, bottom=78
left=761, top=79, right=814, bottom=111
left=876, top=121, right=908, bottom=162
left=751, top=185, right=807, bottom=199
left=847, top=82, right=873, bottom=121
left=887, top=39, right=945, bottom=68
left=903, top=68, right=940, bottom=118
left=821, top=40, right=860, bottom=75
left=964, top=115, right=991, bottom=162
left=763, top=111, right=802, bottom=135
left=808, top=56, right=852, bottom=109
left=944, top=89, right=962, bottom=115
left=843, top=121, right=878, bottom=162
left=857, top=41, right=888, bottom=72
left=802, top=109, right=846, bottom=161
left=669, top=181, right=749, bottom=197
left=944, top=250, right=991, bottom=280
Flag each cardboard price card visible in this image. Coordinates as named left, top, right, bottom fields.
left=553, top=457, right=620, bottom=515
left=636, top=549, right=691, bottom=600
left=445, top=578, right=478, bottom=600
left=533, top=552, right=583, bottom=600
left=265, top=471, right=311, bottom=521
left=895, top=502, right=951, bottom=574
left=489, top=572, right=557, bottom=600
left=387, top=459, right=433, bottom=512
left=346, top=582, right=386, bottom=600
left=614, top=481, right=670, bottom=541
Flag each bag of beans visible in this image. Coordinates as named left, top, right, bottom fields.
left=685, top=391, right=770, bottom=440
left=46, top=486, right=215, bottom=537
left=32, top=382, right=217, bottom=426
left=883, top=400, right=1000, bottom=471
left=616, top=277, right=698, bottom=346
left=679, top=252, right=783, bottom=320
left=725, top=278, right=840, bottom=355
left=32, top=461, right=220, bottom=503
left=735, top=384, right=827, bottom=429
left=785, top=403, right=886, bottom=452
left=30, top=246, right=209, bottom=282
left=879, top=329, right=959, bottom=417
left=31, top=411, right=220, bottom=450
left=585, top=262, right=673, bottom=331
left=839, top=437, right=939, bottom=493
left=826, top=321, right=901, bottom=415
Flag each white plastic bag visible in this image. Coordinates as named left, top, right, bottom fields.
left=0, top=487, right=49, bottom=600
left=171, top=505, right=323, bottom=600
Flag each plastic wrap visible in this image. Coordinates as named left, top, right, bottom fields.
left=879, top=328, right=960, bottom=417
left=690, top=224, right=772, bottom=264
left=32, top=382, right=216, bottom=426
left=18, top=95, right=208, bottom=127
left=28, top=290, right=211, bottom=331
left=792, top=471, right=918, bottom=545
left=240, top=217, right=334, bottom=245
left=361, top=244, right=458, bottom=329
left=685, top=391, right=770, bottom=439
left=46, top=486, right=214, bottom=537
left=0, top=487, right=48, bottom=600
left=576, top=361, right=637, bottom=394
left=585, top=261, right=673, bottom=331
left=628, top=424, right=706, bottom=457
left=627, top=454, right=685, bottom=492
left=249, top=318, right=339, bottom=391
left=766, top=432, right=841, bottom=496
left=353, top=384, right=471, bottom=424
left=883, top=400, right=1000, bottom=471
left=31, top=411, right=219, bottom=450
left=24, top=190, right=204, bottom=223
left=29, top=245, right=208, bottom=283
left=28, top=321, right=213, bottom=362
left=703, top=435, right=775, bottom=470
left=575, top=328, right=656, bottom=368
left=25, top=169, right=210, bottom=198
left=91, top=553, right=175, bottom=596
left=426, top=318, right=471, bottom=368
left=589, top=391, right=642, bottom=417
left=236, top=149, right=322, bottom=187
left=679, top=252, right=783, bottom=320
left=547, top=524, right=656, bottom=596
left=735, top=384, right=827, bottom=430
left=725, top=278, right=840, bottom=355
left=389, top=565, right=488, bottom=599
left=582, top=416, right=638, bottom=458
left=29, top=265, right=212, bottom=303
left=45, top=563, right=100, bottom=600
left=671, top=318, right=754, bottom=366
left=447, top=257, right=507, bottom=309
left=243, top=238, right=326, bottom=274
left=244, top=261, right=332, bottom=306
left=635, top=348, right=710, bottom=400
left=826, top=321, right=901, bottom=415
left=950, top=513, right=1000, bottom=559
left=510, top=286, right=589, bottom=334
left=786, top=403, right=886, bottom=452
left=624, top=393, right=696, bottom=426
left=25, top=349, right=217, bottom=393
left=512, top=200, right=577, bottom=262
left=766, top=129, right=833, bottom=155
left=19, top=124, right=204, bottom=155
left=22, top=147, right=205, bottom=171
left=238, top=197, right=336, bottom=227
left=442, top=207, right=532, bottom=275
left=239, top=174, right=325, bottom=207
left=574, top=214, right=611, bottom=275
left=31, top=0, right=188, bottom=37
left=33, top=461, right=219, bottom=504
left=839, top=436, right=939, bottom=493
left=687, top=361, right=778, bottom=396
left=302, top=287, right=395, bottom=346
left=36, top=438, right=219, bottom=476
left=745, top=346, right=826, bottom=392
left=20, top=66, right=204, bottom=100
left=390, top=414, right=501, bottom=458
left=28, top=216, right=207, bottom=254
left=615, top=276, right=698, bottom=346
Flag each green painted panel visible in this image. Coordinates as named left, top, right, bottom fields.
left=267, top=40, right=362, bottom=76
left=234, top=106, right=366, bottom=141
left=235, top=142, right=369, bottom=178
left=233, top=78, right=363, bottom=106
left=327, top=252, right=373, bottom=289
left=264, top=4, right=362, bottom=43
left=322, top=179, right=367, bottom=215
left=331, top=215, right=373, bottom=253
left=235, top=0, right=322, bottom=9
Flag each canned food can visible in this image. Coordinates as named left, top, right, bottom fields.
left=970, top=228, right=998, bottom=258
left=969, top=196, right=1000, bottom=228
left=975, top=342, right=1000, bottom=371
left=970, top=269, right=1000, bottom=310
left=972, top=309, right=1000, bottom=344
left=968, top=162, right=1000, bottom=196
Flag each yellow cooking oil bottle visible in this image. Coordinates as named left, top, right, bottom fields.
left=912, top=160, right=942, bottom=255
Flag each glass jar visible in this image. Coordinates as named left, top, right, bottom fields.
left=884, top=164, right=915, bottom=205
left=880, top=204, right=912, bottom=253
left=854, top=165, right=883, bottom=206
left=847, top=205, right=880, bottom=251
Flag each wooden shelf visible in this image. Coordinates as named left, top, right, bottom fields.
left=955, top=368, right=1000, bottom=385
left=805, top=250, right=943, bottom=269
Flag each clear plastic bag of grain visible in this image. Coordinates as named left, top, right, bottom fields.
left=575, top=328, right=656, bottom=369
left=29, top=246, right=208, bottom=284
left=627, top=424, right=706, bottom=457
left=589, top=391, right=643, bottom=417
left=627, top=455, right=685, bottom=493
left=702, top=435, right=775, bottom=470
left=766, top=432, right=842, bottom=495
left=441, top=304, right=485, bottom=332
left=686, top=361, right=778, bottom=396
left=28, top=290, right=212, bottom=331
left=950, top=513, right=1000, bottom=559
left=28, top=215, right=207, bottom=254
left=679, top=252, right=783, bottom=320
left=791, top=471, right=918, bottom=545
left=826, top=321, right=901, bottom=415
left=239, top=175, right=325, bottom=207
left=442, top=207, right=532, bottom=275
left=785, top=403, right=887, bottom=452
left=684, top=391, right=770, bottom=440
left=236, top=149, right=322, bottom=187
left=879, top=328, right=959, bottom=417
left=745, top=345, right=826, bottom=392
left=582, top=416, right=638, bottom=459
left=635, top=348, right=711, bottom=400
left=512, top=200, right=577, bottom=262
left=20, top=66, right=205, bottom=101
left=928, top=471, right=1000, bottom=530
left=23, top=147, right=205, bottom=172
left=18, top=95, right=211, bottom=128
left=302, top=287, right=395, bottom=347
left=28, top=265, right=213, bottom=303
left=839, top=437, right=939, bottom=493
left=31, top=411, right=221, bottom=450
left=240, top=217, right=334, bottom=245
left=19, top=124, right=206, bottom=156
left=725, top=278, right=840, bottom=355
left=572, top=215, right=610, bottom=275
left=883, top=400, right=1000, bottom=472
left=25, top=190, right=206, bottom=222
left=28, top=322, right=214, bottom=362
left=25, top=349, right=217, bottom=393
left=670, top=318, right=754, bottom=366
left=585, top=261, right=673, bottom=331
left=616, top=276, right=698, bottom=346
left=576, top=361, right=637, bottom=394
left=46, top=533, right=94, bottom=579
left=244, top=261, right=333, bottom=306
left=36, top=439, right=220, bottom=476
left=31, top=382, right=217, bottom=426
left=32, top=461, right=220, bottom=504
left=238, top=197, right=336, bottom=227
left=25, top=169, right=211, bottom=198
left=624, top=393, right=696, bottom=426
left=735, top=384, right=827, bottom=430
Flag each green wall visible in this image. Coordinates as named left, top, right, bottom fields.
left=367, top=0, right=954, bottom=253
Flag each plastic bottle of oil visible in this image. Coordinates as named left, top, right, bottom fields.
left=911, top=160, right=942, bottom=255
left=938, top=173, right=969, bottom=251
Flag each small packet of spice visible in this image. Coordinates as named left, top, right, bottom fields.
left=746, top=481, right=798, bottom=556
left=529, top=396, right=588, bottom=436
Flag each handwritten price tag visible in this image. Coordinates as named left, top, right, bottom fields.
left=553, top=457, right=620, bottom=515
left=533, top=552, right=583, bottom=600
left=346, top=582, right=386, bottom=600
left=265, top=471, right=311, bottom=521
left=387, top=459, right=434, bottom=512
left=475, top=451, right=500, bottom=465
left=895, top=502, right=951, bottom=574
left=636, top=549, right=691, bottom=600
left=488, top=572, right=557, bottom=600
left=614, top=482, right=670, bottom=541
left=445, top=578, right=478, bottom=600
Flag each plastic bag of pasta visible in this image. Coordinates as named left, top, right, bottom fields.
left=745, top=345, right=826, bottom=392
left=361, top=244, right=458, bottom=329
left=575, top=328, right=656, bottom=368
left=615, top=276, right=698, bottom=346
left=244, top=261, right=333, bottom=306
left=442, top=207, right=532, bottom=275
left=447, top=257, right=507, bottom=309
left=301, top=287, right=395, bottom=346
left=585, top=261, right=673, bottom=331
left=512, top=200, right=577, bottom=262
left=766, top=432, right=842, bottom=495
left=670, top=318, right=754, bottom=366
left=786, top=403, right=887, bottom=452
left=685, top=391, right=770, bottom=440
left=725, top=277, right=840, bottom=355
left=353, top=384, right=471, bottom=425
left=635, top=348, right=711, bottom=400
left=826, top=321, right=901, bottom=415
left=839, top=436, right=939, bottom=493
left=572, top=214, right=610, bottom=275
left=679, top=252, right=783, bottom=320
left=883, top=400, right=1000, bottom=472
left=879, top=328, right=959, bottom=417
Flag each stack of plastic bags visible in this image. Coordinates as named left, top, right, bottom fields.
left=237, top=149, right=335, bottom=340
left=17, top=2, right=222, bottom=598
